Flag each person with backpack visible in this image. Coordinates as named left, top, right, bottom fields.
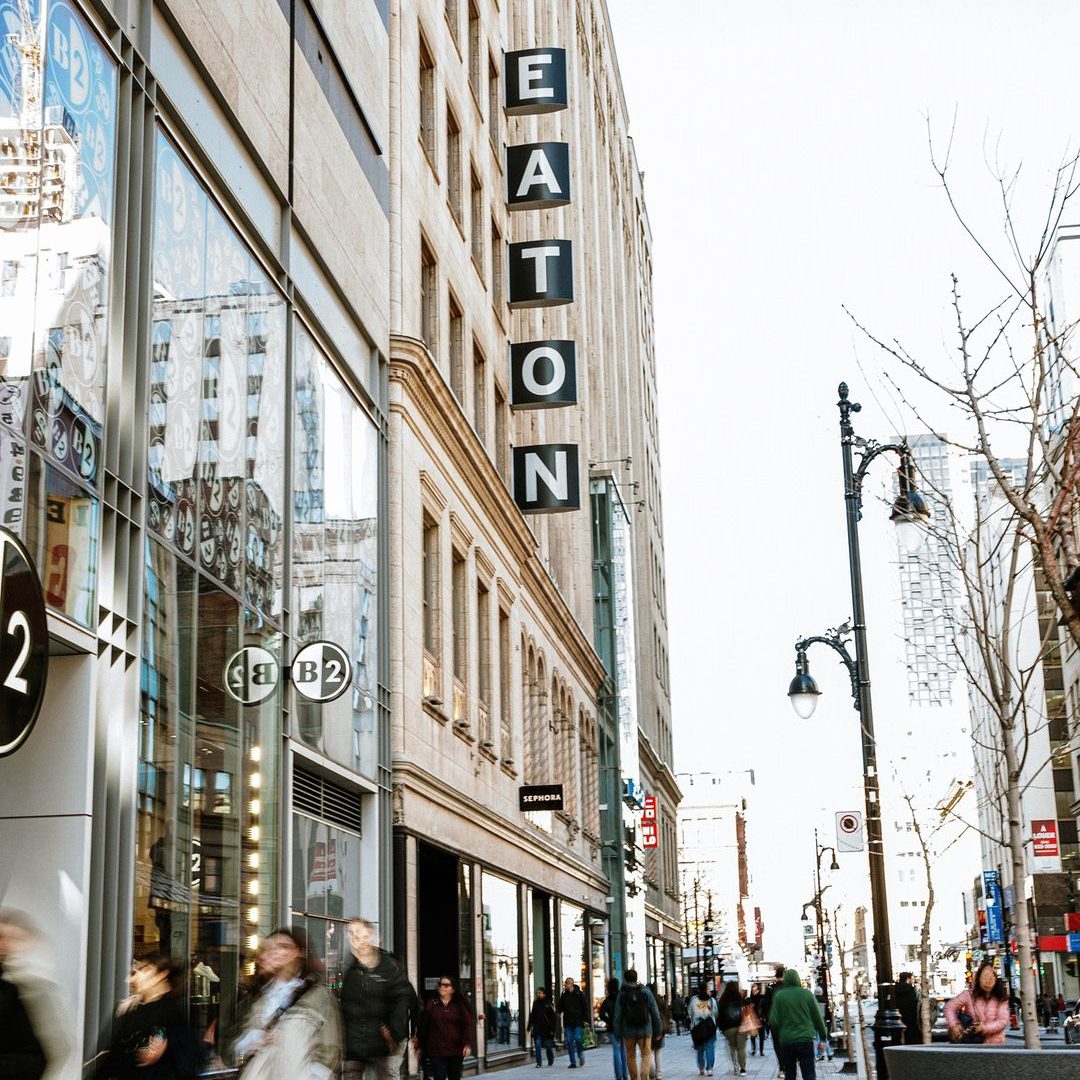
left=613, top=969, right=661, bottom=1080
left=598, top=978, right=628, bottom=1080
left=688, top=983, right=718, bottom=1077
left=717, top=982, right=747, bottom=1076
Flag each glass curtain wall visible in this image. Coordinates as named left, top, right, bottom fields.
left=0, top=0, right=117, bottom=625
left=559, top=901, right=585, bottom=990
left=481, top=872, right=521, bottom=1053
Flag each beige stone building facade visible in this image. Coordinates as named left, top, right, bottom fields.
left=388, top=0, right=680, bottom=1058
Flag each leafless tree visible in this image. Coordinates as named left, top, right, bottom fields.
left=830, top=904, right=857, bottom=1067
left=903, top=795, right=935, bottom=1044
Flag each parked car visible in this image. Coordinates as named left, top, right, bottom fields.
left=1062, top=1001, right=1080, bottom=1045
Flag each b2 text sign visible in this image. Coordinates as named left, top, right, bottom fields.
left=0, top=526, right=49, bottom=757
left=519, top=784, right=564, bottom=811
left=291, top=640, right=352, bottom=704
left=224, top=646, right=279, bottom=706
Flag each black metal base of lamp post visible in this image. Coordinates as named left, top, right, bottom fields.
left=872, top=982, right=906, bottom=1079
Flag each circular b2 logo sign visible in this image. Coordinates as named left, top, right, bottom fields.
left=291, top=641, right=352, bottom=704
left=223, top=646, right=280, bottom=705
left=0, top=527, right=49, bottom=757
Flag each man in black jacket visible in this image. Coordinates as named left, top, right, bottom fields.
left=341, top=919, right=416, bottom=1080
left=557, top=978, right=588, bottom=1068
left=895, top=972, right=920, bottom=1044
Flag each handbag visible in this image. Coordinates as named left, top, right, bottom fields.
left=690, top=1016, right=716, bottom=1047
left=738, top=1005, right=761, bottom=1034
left=954, top=1006, right=984, bottom=1044
left=581, top=1024, right=597, bottom=1051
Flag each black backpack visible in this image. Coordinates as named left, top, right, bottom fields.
left=621, top=985, right=649, bottom=1027
left=720, top=999, right=742, bottom=1029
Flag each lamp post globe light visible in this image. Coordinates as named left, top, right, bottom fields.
left=785, top=382, right=931, bottom=1080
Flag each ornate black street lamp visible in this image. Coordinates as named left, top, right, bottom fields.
left=786, top=382, right=931, bottom=1079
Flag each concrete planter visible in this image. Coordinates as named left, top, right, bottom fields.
left=885, top=1044, right=1077, bottom=1078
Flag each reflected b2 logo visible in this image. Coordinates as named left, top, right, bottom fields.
left=223, top=646, right=279, bottom=705
left=291, top=641, right=352, bottom=704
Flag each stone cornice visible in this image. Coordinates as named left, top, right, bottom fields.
left=639, top=733, right=683, bottom=805
left=390, top=335, right=606, bottom=689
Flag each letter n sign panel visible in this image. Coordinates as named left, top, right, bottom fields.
left=508, top=240, right=573, bottom=308
left=506, top=142, right=570, bottom=211
left=510, top=341, right=577, bottom=409
left=513, top=444, right=580, bottom=513
left=505, top=48, right=568, bottom=115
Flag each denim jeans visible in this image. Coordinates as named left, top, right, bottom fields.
left=533, top=1037, right=555, bottom=1065
left=610, top=1033, right=628, bottom=1079
left=694, top=1036, right=716, bottom=1072
left=564, top=1025, right=583, bottom=1066
left=779, top=1040, right=817, bottom=1080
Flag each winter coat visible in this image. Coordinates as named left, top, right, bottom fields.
left=767, top=970, right=828, bottom=1048
left=339, top=950, right=414, bottom=1061
left=92, top=994, right=201, bottom=1080
left=762, top=979, right=784, bottom=1022
left=0, top=969, right=47, bottom=1080
left=598, top=993, right=616, bottom=1029
left=527, top=999, right=558, bottom=1039
left=234, top=977, right=342, bottom=1080
left=895, top=982, right=920, bottom=1037
left=943, top=989, right=1009, bottom=1045
left=419, top=995, right=473, bottom=1058
left=613, top=981, right=662, bottom=1040
left=0, top=958, right=69, bottom=1080
left=557, top=987, right=588, bottom=1028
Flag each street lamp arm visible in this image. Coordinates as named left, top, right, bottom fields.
left=838, top=382, right=913, bottom=522
left=794, top=625, right=861, bottom=711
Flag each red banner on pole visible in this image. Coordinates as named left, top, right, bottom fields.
left=1033, top=819, right=1060, bottom=857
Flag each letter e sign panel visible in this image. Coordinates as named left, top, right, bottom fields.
left=510, top=340, right=577, bottom=409
left=0, top=526, right=49, bottom=757
left=513, top=444, right=581, bottom=513
left=504, top=48, right=568, bottom=115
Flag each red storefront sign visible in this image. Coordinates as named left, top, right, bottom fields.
left=642, top=795, right=658, bottom=848
left=1033, top=819, right=1060, bottom=857
left=1038, top=935, right=1068, bottom=952
left=1066, top=912, right=1080, bottom=933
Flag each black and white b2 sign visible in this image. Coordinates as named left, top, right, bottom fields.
left=291, top=641, right=352, bottom=704
left=223, top=646, right=280, bottom=706
left=0, top=526, right=49, bottom=757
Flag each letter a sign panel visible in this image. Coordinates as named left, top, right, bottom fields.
left=0, top=526, right=49, bottom=757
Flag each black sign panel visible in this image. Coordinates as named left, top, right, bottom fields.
left=519, top=784, right=565, bottom=811
left=508, top=240, right=573, bottom=308
left=510, top=341, right=577, bottom=409
left=506, top=142, right=571, bottom=211
left=513, top=444, right=580, bottom=514
left=0, top=526, right=49, bottom=757
left=504, top=48, right=568, bottom=115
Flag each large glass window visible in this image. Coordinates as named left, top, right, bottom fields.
left=482, top=872, right=521, bottom=1053
left=559, top=901, right=585, bottom=989
left=0, top=0, right=118, bottom=626
left=292, top=325, right=379, bottom=773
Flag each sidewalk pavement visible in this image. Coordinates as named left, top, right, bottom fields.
left=484, top=1031, right=853, bottom=1080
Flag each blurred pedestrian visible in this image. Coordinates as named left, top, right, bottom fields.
left=91, top=953, right=199, bottom=1080
left=646, top=983, right=668, bottom=1080
left=613, top=969, right=661, bottom=1080
left=340, top=919, right=414, bottom=1080
left=943, top=962, right=1008, bottom=1045
left=0, top=909, right=68, bottom=1080
left=558, top=978, right=587, bottom=1067
left=598, top=978, right=628, bottom=1080
left=895, top=972, right=919, bottom=1044
left=670, top=995, right=687, bottom=1036
left=233, top=927, right=341, bottom=1079
left=528, top=988, right=557, bottom=1067
left=717, top=982, right=747, bottom=1076
left=761, top=965, right=785, bottom=1060
left=746, top=985, right=765, bottom=1057
left=688, top=983, right=718, bottom=1076
left=768, top=969, right=827, bottom=1080
left=418, top=975, right=472, bottom=1080
left=497, top=1001, right=511, bottom=1043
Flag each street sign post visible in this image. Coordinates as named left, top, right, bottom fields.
left=835, top=810, right=864, bottom=852
left=0, top=526, right=49, bottom=757
left=290, top=641, right=352, bottom=704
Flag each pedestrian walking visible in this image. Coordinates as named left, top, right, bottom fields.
left=418, top=976, right=473, bottom=1080
left=647, top=984, right=669, bottom=1080
left=943, top=962, right=1009, bottom=1045
left=557, top=978, right=588, bottom=1067
left=598, top=978, right=628, bottom=1080
left=670, top=995, right=688, bottom=1036
left=497, top=1001, right=512, bottom=1043
left=613, top=969, right=662, bottom=1080
left=767, top=969, right=827, bottom=1080
left=688, top=983, right=718, bottom=1077
left=0, top=909, right=69, bottom=1080
left=760, top=964, right=785, bottom=1059
left=746, top=985, right=766, bottom=1057
left=717, top=982, right=747, bottom=1076
left=739, top=990, right=762, bottom=1065
left=527, top=988, right=557, bottom=1067
left=339, top=919, right=415, bottom=1080
left=91, top=953, right=200, bottom=1080
left=894, top=971, right=919, bottom=1044
left=233, top=929, right=341, bottom=1080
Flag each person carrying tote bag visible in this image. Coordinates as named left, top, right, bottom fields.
left=687, top=986, right=717, bottom=1077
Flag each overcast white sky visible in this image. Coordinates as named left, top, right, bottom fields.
left=606, top=0, right=1080, bottom=965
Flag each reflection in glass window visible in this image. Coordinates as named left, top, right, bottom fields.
left=292, top=325, right=379, bottom=774
left=147, top=132, right=285, bottom=620
left=0, top=0, right=116, bottom=621
left=482, top=872, right=520, bottom=1053
left=559, top=902, right=585, bottom=991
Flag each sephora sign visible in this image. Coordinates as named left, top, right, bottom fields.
left=504, top=48, right=580, bottom=514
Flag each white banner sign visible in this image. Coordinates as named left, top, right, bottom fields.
left=836, top=810, right=864, bottom=853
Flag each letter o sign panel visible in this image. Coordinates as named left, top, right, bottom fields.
left=291, top=641, right=352, bottom=704
left=224, top=646, right=280, bottom=706
left=0, top=526, right=49, bottom=757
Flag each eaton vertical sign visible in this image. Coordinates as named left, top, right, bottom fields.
left=983, top=870, right=1005, bottom=945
